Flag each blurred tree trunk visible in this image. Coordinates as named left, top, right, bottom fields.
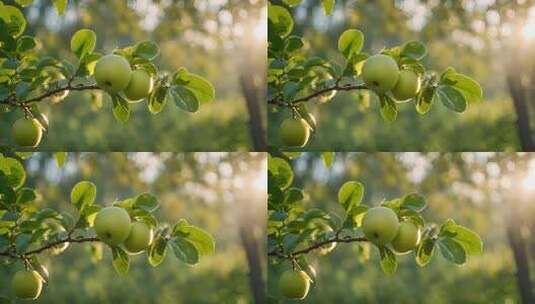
left=240, top=73, right=267, bottom=152
left=506, top=214, right=534, bottom=304
left=240, top=226, right=266, bottom=304
left=507, top=73, right=534, bottom=151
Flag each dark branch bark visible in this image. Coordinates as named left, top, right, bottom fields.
left=0, top=237, right=100, bottom=258
left=268, top=84, right=368, bottom=106
left=0, top=84, right=100, bottom=107
left=268, top=236, right=368, bottom=258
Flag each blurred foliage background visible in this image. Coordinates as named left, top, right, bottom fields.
left=0, top=152, right=267, bottom=303
left=268, top=152, right=535, bottom=303
left=268, top=0, right=535, bottom=151
left=0, top=0, right=267, bottom=151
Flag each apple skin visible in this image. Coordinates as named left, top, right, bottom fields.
left=362, top=54, right=400, bottom=93
left=391, top=70, right=421, bottom=101
left=123, top=69, right=153, bottom=102
left=280, top=118, right=310, bottom=147
left=391, top=221, right=420, bottom=254
left=124, top=222, right=153, bottom=254
left=94, top=54, right=132, bottom=94
left=94, top=206, right=132, bottom=245
left=12, top=118, right=43, bottom=147
left=279, top=270, right=311, bottom=299
left=12, top=270, right=43, bottom=299
left=362, top=207, right=400, bottom=245
left=315, top=223, right=336, bottom=255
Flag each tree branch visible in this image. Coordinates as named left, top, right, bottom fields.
left=0, top=84, right=100, bottom=107
left=268, top=84, right=368, bottom=106
left=0, top=237, right=100, bottom=259
left=268, top=236, right=368, bottom=258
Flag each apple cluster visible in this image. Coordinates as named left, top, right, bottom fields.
left=10, top=54, right=154, bottom=149
left=278, top=53, right=421, bottom=148
left=10, top=206, right=153, bottom=300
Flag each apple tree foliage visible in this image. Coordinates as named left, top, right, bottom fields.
left=268, top=1, right=483, bottom=147
left=0, top=1, right=215, bottom=148
left=268, top=152, right=483, bottom=300
left=0, top=152, right=215, bottom=301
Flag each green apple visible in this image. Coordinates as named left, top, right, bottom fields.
left=123, top=69, right=153, bottom=102
left=315, top=223, right=336, bottom=255
left=124, top=222, right=153, bottom=254
left=362, top=207, right=399, bottom=245
left=94, top=54, right=132, bottom=94
left=279, top=270, right=311, bottom=299
left=362, top=54, right=400, bottom=93
left=391, top=70, right=421, bottom=101
left=94, top=206, right=131, bottom=245
left=280, top=118, right=310, bottom=147
left=12, top=118, right=43, bottom=147
left=12, top=270, right=43, bottom=299
left=391, top=221, right=420, bottom=254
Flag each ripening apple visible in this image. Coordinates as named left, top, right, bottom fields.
left=94, top=206, right=132, bottom=245
left=391, top=70, right=421, bottom=101
left=279, top=270, right=311, bottom=299
left=12, top=118, right=43, bottom=147
left=280, top=118, right=310, bottom=147
left=362, top=54, right=400, bottom=93
left=124, top=222, right=153, bottom=254
left=391, top=221, right=420, bottom=254
left=362, top=207, right=400, bottom=245
left=94, top=54, right=132, bottom=94
left=123, top=69, right=153, bottom=102
left=12, top=270, right=43, bottom=299
left=315, top=223, right=336, bottom=255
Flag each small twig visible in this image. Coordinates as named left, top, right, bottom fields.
left=268, top=236, right=368, bottom=258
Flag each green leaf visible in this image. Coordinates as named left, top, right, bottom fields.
left=337, top=29, right=364, bottom=60
left=148, top=236, right=168, bottom=267
left=268, top=156, right=293, bottom=190
left=435, top=85, right=466, bottom=113
left=268, top=4, right=293, bottom=38
left=438, top=238, right=466, bottom=265
left=401, top=41, right=427, bottom=61
left=378, top=246, right=397, bottom=274
left=337, top=181, right=364, bottom=213
left=0, top=156, right=25, bottom=189
left=134, top=193, right=159, bottom=212
left=0, top=5, right=26, bottom=37
left=55, top=152, right=67, bottom=167
left=401, top=193, right=426, bottom=212
left=52, top=0, right=68, bottom=15
left=321, top=152, right=335, bottom=168
left=133, top=41, right=159, bottom=60
left=416, top=237, right=435, bottom=267
left=15, top=188, right=36, bottom=205
left=441, top=71, right=483, bottom=103
left=14, top=0, right=33, bottom=7
left=172, top=85, right=200, bottom=112
left=16, top=35, right=35, bottom=53
left=111, top=246, right=130, bottom=274
left=172, top=225, right=215, bottom=256
left=439, top=222, right=483, bottom=255
left=173, top=71, right=215, bottom=105
left=416, top=85, right=434, bottom=114
left=70, top=181, right=96, bottom=212
left=321, top=0, right=335, bottom=15
left=147, top=85, right=169, bottom=114
left=379, top=95, right=397, bottom=122
left=170, top=238, right=200, bottom=265
left=111, top=94, right=130, bottom=123
left=70, top=29, right=96, bottom=59
left=284, top=188, right=304, bottom=205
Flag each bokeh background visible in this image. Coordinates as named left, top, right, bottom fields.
left=0, top=0, right=267, bottom=151
left=268, top=0, right=535, bottom=151
left=268, top=152, right=535, bottom=303
left=0, top=152, right=267, bottom=303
